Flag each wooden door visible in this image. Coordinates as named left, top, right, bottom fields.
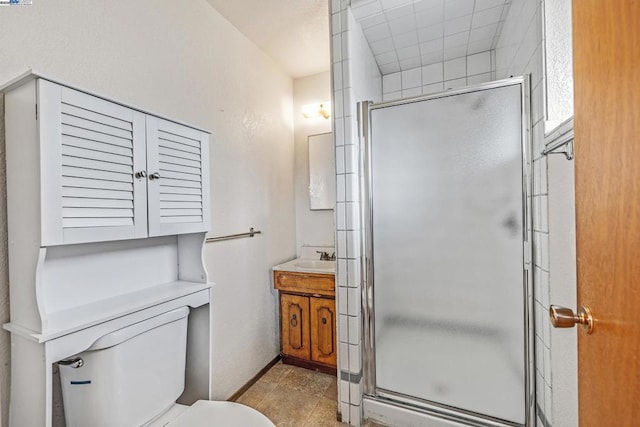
left=280, top=294, right=310, bottom=360
left=310, top=297, right=337, bottom=366
left=573, top=1, right=640, bottom=425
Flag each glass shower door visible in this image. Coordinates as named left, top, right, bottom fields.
left=367, top=82, right=529, bottom=425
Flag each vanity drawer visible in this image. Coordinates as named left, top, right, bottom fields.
left=274, top=271, right=335, bottom=297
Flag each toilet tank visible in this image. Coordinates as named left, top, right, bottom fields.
left=59, top=307, right=190, bottom=427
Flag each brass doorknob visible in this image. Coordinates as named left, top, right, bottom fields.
left=550, top=305, right=594, bottom=334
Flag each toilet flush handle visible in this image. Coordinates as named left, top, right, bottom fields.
left=58, top=357, right=84, bottom=369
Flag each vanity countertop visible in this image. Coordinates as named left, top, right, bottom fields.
left=273, top=258, right=335, bottom=275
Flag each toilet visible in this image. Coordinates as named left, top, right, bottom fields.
left=59, top=307, right=274, bottom=427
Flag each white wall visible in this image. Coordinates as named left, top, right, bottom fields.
left=496, top=0, right=578, bottom=425
left=0, top=101, right=8, bottom=427
left=0, top=0, right=296, bottom=423
left=547, top=153, right=578, bottom=427
left=293, top=72, right=335, bottom=252
left=544, top=0, right=573, bottom=129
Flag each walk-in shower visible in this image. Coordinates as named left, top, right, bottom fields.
left=360, top=78, right=534, bottom=426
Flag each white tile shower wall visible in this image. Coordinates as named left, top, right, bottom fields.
left=496, top=0, right=578, bottom=425
left=382, top=51, right=494, bottom=101
left=332, top=1, right=382, bottom=424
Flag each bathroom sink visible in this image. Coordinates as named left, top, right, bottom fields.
left=273, top=257, right=336, bottom=274
left=293, top=260, right=334, bottom=270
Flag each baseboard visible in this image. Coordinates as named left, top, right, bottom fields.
left=281, top=354, right=337, bottom=376
left=227, top=354, right=282, bottom=402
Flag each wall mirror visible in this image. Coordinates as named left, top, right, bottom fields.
left=308, top=132, right=335, bottom=210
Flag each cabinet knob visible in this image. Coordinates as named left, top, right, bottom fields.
left=290, top=313, right=298, bottom=327
left=135, top=170, right=147, bottom=179
left=322, top=317, right=327, bottom=325
left=149, top=172, right=161, bottom=180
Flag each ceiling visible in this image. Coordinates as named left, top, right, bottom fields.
left=206, top=0, right=331, bottom=79
left=352, top=0, right=512, bottom=74
left=205, top=0, right=511, bottom=79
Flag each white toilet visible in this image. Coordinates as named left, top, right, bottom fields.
left=59, top=307, right=274, bottom=427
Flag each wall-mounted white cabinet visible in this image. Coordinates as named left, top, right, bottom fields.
left=1, top=71, right=213, bottom=427
left=29, top=80, right=210, bottom=246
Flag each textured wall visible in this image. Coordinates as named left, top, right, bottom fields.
left=544, top=0, right=573, bottom=128
left=293, top=71, right=335, bottom=251
left=0, top=0, right=296, bottom=423
left=0, top=98, right=9, bottom=427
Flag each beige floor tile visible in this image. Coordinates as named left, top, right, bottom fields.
left=256, top=383, right=321, bottom=427
left=235, top=379, right=277, bottom=409
left=280, top=365, right=334, bottom=397
left=324, top=376, right=338, bottom=400
left=235, top=361, right=346, bottom=427
left=303, top=397, right=349, bottom=427
left=259, top=362, right=294, bottom=385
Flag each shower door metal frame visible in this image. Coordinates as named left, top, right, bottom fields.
left=359, top=76, right=535, bottom=427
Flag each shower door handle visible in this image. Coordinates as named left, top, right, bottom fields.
left=550, top=305, right=595, bottom=334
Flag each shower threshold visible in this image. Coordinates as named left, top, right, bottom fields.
left=363, top=393, right=524, bottom=427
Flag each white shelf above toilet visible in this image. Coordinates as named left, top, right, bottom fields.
left=42, top=280, right=211, bottom=342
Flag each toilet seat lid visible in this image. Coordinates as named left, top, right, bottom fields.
left=166, top=400, right=274, bottom=427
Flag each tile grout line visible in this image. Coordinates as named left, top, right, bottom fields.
left=300, top=395, right=324, bottom=427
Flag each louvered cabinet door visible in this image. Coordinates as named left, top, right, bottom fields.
left=145, top=116, right=210, bottom=237
left=38, top=80, right=148, bottom=246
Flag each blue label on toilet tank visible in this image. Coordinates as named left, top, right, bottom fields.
left=0, top=0, right=33, bottom=5
left=70, top=380, right=91, bottom=385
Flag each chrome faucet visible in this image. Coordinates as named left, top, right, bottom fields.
left=316, top=251, right=336, bottom=261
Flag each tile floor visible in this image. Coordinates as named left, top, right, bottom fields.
left=234, top=362, right=384, bottom=427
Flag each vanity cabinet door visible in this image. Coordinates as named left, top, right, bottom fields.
left=281, top=294, right=310, bottom=360
left=145, top=116, right=210, bottom=237
left=310, top=297, right=337, bottom=366
left=39, top=80, right=148, bottom=246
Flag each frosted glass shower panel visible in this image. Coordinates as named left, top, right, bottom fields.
left=371, top=85, right=526, bottom=424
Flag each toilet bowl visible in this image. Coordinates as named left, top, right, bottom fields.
left=59, top=307, right=274, bottom=427
left=146, top=401, right=273, bottom=427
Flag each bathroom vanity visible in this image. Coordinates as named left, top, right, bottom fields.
left=273, top=257, right=336, bottom=374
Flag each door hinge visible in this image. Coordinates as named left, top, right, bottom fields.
left=35, top=103, right=38, bottom=120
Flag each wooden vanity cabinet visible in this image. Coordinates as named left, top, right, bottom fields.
left=274, top=271, right=336, bottom=374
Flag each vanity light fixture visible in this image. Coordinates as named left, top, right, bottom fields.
left=302, top=101, right=331, bottom=119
